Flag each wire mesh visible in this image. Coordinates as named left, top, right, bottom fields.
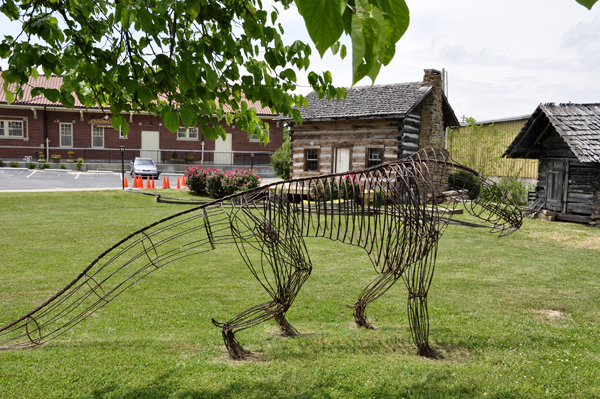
left=0, top=148, right=522, bottom=359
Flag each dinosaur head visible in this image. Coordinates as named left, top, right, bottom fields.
left=448, top=169, right=523, bottom=237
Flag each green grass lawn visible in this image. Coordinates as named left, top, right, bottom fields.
left=0, top=191, right=599, bottom=398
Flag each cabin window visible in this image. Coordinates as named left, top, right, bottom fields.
left=305, top=149, right=319, bottom=171
left=367, top=148, right=383, bottom=167
left=60, top=123, right=73, bottom=147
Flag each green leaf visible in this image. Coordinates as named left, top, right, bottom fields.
left=350, top=14, right=366, bottom=85
left=163, top=109, right=180, bottom=133
left=296, top=0, right=345, bottom=57
left=180, top=105, right=195, bottom=128
left=376, top=0, right=409, bottom=64
left=205, top=68, right=218, bottom=90
left=576, top=0, right=597, bottom=9
left=111, top=115, right=124, bottom=131
left=340, top=44, right=347, bottom=59
left=4, top=90, right=15, bottom=104
left=44, top=89, right=60, bottom=103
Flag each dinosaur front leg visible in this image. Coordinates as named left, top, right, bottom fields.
left=406, top=293, right=438, bottom=358
left=403, top=254, right=439, bottom=359
left=349, top=271, right=400, bottom=329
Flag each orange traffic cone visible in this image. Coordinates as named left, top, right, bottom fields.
left=176, top=177, right=181, bottom=189
left=151, top=176, right=155, bottom=189
left=124, top=176, right=128, bottom=188
left=182, top=175, right=186, bottom=187
left=161, top=176, right=167, bottom=189
left=139, top=175, right=143, bottom=188
left=132, top=175, right=138, bottom=188
left=166, top=176, right=171, bottom=189
left=145, top=177, right=151, bottom=189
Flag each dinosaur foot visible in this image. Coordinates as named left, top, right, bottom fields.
left=416, top=344, right=439, bottom=359
left=347, top=303, right=375, bottom=330
left=275, top=313, right=300, bottom=337
left=212, top=318, right=250, bottom=360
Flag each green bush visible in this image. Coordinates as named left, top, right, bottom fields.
left=497, top=176, right=527, bottom=205
left=9, top=161, right=20, bottom=167
left=59, top=164, right=67, bottom=170
left=270, top=139, right=290, bottom=179
left=75, top=158, right=84, bottom=170
left=40, top=163, right=50, bottom=169
left=28, top=162, right=35, bottom=169
left=0, top=158, right=3, bottom=167
left=309, top=176, right=364, bottom=202
left=449, top=171, right=481, bottom=199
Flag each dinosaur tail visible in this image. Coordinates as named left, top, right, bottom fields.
left=0, top=203, right=221, bottom=350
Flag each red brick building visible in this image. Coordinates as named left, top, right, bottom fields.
left=0, top=76, right=283, bottom=165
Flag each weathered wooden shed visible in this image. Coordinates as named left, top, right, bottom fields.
left=503, top=103, right=600, bottom=222
left=281, top=69, right=460, bottom=179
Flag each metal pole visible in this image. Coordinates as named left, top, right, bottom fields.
left=251, top=153, right=254, bottom=169
left=120, top=145, right=125, bottom=190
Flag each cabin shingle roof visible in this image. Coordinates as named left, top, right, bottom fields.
left=504, top=103, right=600, bottom=163
left=293, top=82, right=432, bottom=121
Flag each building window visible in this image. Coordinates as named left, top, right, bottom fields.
left=249, top=130, right=269, bottom=142
left=92, top=125, right=104, bottom=148
left=60, top=123, right=73, bottom=147
left=119, top=126, right=126, bottom=139
left=367, top=148, right=383, bottom=167
left=177, top=127, right=198, bottom=140
left=0, top=120, right=24, bottom=138
left=305, top=149, right=319, bottom=171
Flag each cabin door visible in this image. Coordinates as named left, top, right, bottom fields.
left=546, top=159, right=569, bottom=213
left=334, top=148, right=351, bottom=173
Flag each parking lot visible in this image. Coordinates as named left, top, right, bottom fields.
left=0, top=168, right=184, bottom=192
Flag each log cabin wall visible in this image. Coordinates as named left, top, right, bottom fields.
left=290, top=118, right=402, bottom=179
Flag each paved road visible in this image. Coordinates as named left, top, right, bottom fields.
left=0, top=168, right=282, bottom=192
left=0, top=168, right=185, bottom=192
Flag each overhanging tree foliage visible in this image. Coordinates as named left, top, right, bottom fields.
left=0, top=0, right=409, bottom=141
left=0, top=0, right=595, bottom=142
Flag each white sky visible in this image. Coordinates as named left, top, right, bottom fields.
left=276, top=0, right=600, bottom=122
left=1, top=0, right=599, bottom=122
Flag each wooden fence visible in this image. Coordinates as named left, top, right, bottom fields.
left=447, top=118, right=538, bottom=179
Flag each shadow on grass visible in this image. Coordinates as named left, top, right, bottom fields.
left=88, top=369, right=519, bottom=399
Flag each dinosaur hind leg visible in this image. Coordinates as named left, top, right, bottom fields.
left=348, top=271, right=400, bottom=329
left=211, top=300, right=285, bottom=360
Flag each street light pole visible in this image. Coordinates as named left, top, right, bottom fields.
left=120, top=145, right=125, bottom=190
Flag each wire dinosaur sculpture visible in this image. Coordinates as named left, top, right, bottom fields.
left=0, top=148, right=522, bottom=359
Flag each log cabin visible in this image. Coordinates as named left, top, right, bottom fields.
left=279, top=69, right=460, bottom=179
left=504, top=103, right=600, bottom=223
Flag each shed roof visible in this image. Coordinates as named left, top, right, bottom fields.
left=0, top=75, right=274, bottom=116
left=279, top=82, right=460, bottom=127
left=504, top=103, right=600, bottom=163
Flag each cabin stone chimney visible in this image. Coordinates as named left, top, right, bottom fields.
left=419, top=69, right=446, bottom=151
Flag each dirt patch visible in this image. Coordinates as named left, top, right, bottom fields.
left=529, top=231, right=600, bottom=250
left=534, top=309, right=571, bottom=324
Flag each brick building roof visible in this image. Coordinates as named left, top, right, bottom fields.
left=504, top=103, right=600, bottom=163
left=0, top=75, right=274, bottom=116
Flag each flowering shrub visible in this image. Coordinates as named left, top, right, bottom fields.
left=186, top=166, right=261, bottom=198
left=338, top=175, right=364, bottom=200
left=309, top=175, right=364, bottom=201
